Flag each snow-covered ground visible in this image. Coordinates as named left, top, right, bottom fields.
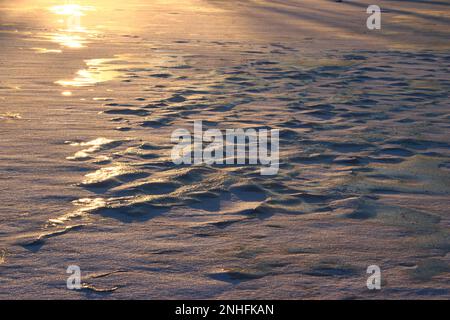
left=0, top=0, right=449, bottom=299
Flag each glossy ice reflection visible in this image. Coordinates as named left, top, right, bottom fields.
left=56, top=58, right=121, bottom=87
left=48, top=3, right=96, bottom=48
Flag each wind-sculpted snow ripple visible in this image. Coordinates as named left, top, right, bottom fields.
left=37, top=45, right=450, bottom=278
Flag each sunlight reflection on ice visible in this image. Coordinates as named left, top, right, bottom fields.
left=47, top=4, right=96, bottom=47
left=50, top=33, right=86, bottom=48
left=55, top=58, right=121, bottom=87
left=49, top=4, right=95, bottom=17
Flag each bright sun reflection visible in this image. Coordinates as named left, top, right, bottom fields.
left=48, top=3, right=96, bottom=47
left=49, top=4, right=94, bottom=17
left=51, top=33, right=85, bottom=48
left=55, top=58, right=120, bottom=87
